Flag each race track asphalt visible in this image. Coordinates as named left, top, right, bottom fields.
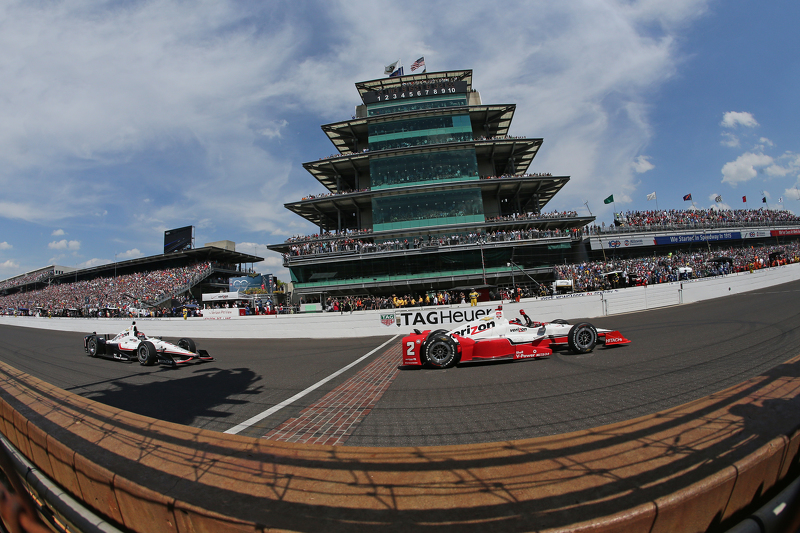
left=1, top=278, right=799, bottom=447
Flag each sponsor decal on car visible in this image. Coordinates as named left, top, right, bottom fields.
left=451, top=320, right=496, bottom=338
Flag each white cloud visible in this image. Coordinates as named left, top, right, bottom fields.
left=759, top=137, right=774, bottom=146
left=721, top=152, right=774, bottom=186
left=720, top=132, right=739, bottom=148
left=784, top=187, right=800, bottom=202
left=117, top=248, right=143, bottom=259
left=632, top=155, right=655, bottom=173
left=765, top=164, right=792, bottom=177
left=78, top=258, right=112, bottom=268
left=0, top=242, right=11, bottom=250
left=51, top=229, right=65, bottom=236
left=0, top=260, right=20, bottom=270
left=48, top=239, right=81, bottom=251
left=0, top=1, right=716, bottom=259
left=721, top=111, right=758, bottom=129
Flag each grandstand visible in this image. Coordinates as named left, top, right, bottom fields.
left=0, top=244, right=263, bottom=316
left=268, top=67, right=800, bottom=301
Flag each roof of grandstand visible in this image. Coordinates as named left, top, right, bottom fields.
left=49, top=245, right=263, bottom=284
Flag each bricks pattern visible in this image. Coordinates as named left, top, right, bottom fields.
left=262, top=342, right=400, bottom=445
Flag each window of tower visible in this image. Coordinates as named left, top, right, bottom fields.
left=368, top=114, right=472, bottom=151
left=369, top=149, right=479, bottom=190
left=371, top=188, right=484, bottom=231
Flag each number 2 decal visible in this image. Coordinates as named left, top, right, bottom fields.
left=406, top=341, right=416, bottom=356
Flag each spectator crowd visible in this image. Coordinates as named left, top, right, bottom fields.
left=0, top=262, right=211, bottom=317
left=555, top=242, right=800, bottom=292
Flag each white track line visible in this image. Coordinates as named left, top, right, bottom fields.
left=224, top=335, right=399, bottom=435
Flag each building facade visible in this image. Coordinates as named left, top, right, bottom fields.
left=269, top=70, right=593, bottom=297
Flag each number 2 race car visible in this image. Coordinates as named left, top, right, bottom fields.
left=402, top=307, right=630, bottom=369
left=84, top=322, right=214, bottom=367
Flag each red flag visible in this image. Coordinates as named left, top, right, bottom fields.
left=742, top=196, right=747, bottom=202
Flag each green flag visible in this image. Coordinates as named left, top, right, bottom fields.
left=603, top=194, right=614, bottom=204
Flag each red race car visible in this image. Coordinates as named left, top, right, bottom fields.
left=402, top=307, right=630, bottom=369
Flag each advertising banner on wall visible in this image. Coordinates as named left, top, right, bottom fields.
left=653, top=232, right=741, bottom=245
left=771, top=228, right=800, bottom=237
left=590, top=237, right=656, bottom=251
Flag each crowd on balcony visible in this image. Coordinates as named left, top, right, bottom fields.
left=555, top=242, right=799, bottom=293
left=300, top=188, right=371, bottom=201
left=284, top=224, right=579, bottom=259
left=589, top=208, right=800, bottom=234
left=481, top=172, right=553, bottom=179
left=314, top=134, right=537, bottom=162
left=485, top=210, right=579, bottom=223
left=0, top=262, right=212, bottom=316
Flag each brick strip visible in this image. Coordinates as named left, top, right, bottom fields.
left=263, top=342, right=400, bottom=445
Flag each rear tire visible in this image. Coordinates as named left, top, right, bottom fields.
left=568, top=323, right=597, bottom=354
left=86, top=336, right=99, bottom=357
left=425, top=335, right=459, bottom=369
left=137, top=341, right=157, bottom=366
left=177, top=338, right=196, bottom=353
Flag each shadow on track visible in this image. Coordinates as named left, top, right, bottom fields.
left=84, top=366, right=262, bottom=426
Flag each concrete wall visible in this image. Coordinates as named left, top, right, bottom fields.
left=1, top=263, right=798, bottom=339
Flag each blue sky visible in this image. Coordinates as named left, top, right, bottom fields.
left=1, top=0, right=799, bottom=282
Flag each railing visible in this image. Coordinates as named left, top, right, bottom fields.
left=284, top=234, right=574, bottom=264
left=590, top=219, right=800, bottom=235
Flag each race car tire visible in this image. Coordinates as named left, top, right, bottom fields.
left=551, top=319, right=569, bottom=324
left=177, top=338, right=197, bottom=353
left=86, top=336, right=99, bottom=357
left=568, top=323, right=597, bottom=354
left=420, top=329, right=448, bottom=364
left=137, top=341, right=157, bottom=366
left=425, top=335, right=459, bottom=369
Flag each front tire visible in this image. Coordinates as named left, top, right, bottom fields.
left=568, top=323, right=597, bottom=354
left=137, top=341, right=157, bottom=366
left=177, top=338, right=196, bottom=353
left=425, top=335, right=459, bottom=369
left=420, top=329, right=447, bottom=365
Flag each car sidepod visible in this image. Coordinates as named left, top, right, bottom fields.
left=456, top=335, right=552, bottom=362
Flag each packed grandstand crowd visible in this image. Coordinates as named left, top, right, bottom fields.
left=284, top=226, right=579, bottom=258
left=0, top=262, right=211, bottom=317
left=554, top=242, right=800, bottom=293
left=601, top=208, right=800, bottom=230
left=2, top=208, right=800, bottom=316
left=281, top=208, right=799, bottom=257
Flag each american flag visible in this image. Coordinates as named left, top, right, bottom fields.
left=410, top=56, right=425, bottom=72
